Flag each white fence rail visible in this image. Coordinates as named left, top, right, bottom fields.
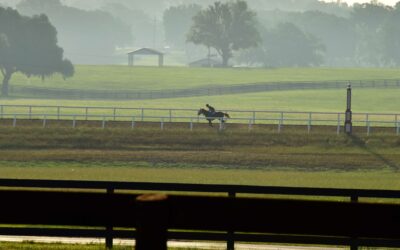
left=0, top=104, right=399, bottom=135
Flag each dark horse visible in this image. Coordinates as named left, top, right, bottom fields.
left=197, top=108, right=230, bottom=127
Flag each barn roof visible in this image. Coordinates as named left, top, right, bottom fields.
left=127, top=48, right=164, bottom=56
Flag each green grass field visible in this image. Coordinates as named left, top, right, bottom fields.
left=1, top=66, right=400, bottom=189
left=9, top=66, right=400, bottom=91
left=0, top=126, right=399, bottom=190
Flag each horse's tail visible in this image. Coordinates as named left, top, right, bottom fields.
left=224, top=113, right=230, bottom=118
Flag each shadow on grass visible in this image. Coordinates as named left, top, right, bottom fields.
left=348, top=134, right=399, bottom=171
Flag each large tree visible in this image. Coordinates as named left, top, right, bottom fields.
left=187, top=0, right=260, bottom=67
left=163, top=4, right=202, bottom=49
left=237, top=22, right=325, bottom=67
left=0, top=7, right=73, bottom=96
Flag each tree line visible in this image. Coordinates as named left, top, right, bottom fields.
left=165, top=1, right=400, bottom=67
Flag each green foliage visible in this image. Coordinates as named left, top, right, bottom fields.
left=238, top=22, right=325, bottom=67
left=187, top=0, right=260, bottom=66
left=163, top=4, right=202, bottom=49
left=0, top=7, right=73, bottom=96
left=17, top=0, right=131, bottom=64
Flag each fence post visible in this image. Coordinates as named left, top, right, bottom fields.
left=367, top=121, right=370, bottom=136
left=395, top=115, right=398, bottom=131
left=278, top=119, right=281, bottom=133
left=43, top=115, right=46, bottom=128
left=169, top=109, right=172, bottom=122
left=85, top=107, right=88, bottom=121
left=280, top=112, right=284, bottom=126
left=13, top=114, right=16, bottom=127
left=57, top=107, right=60, bottom=120
left=190, top=118, right=193, bottom=131
left=141, top=108, right=144, bottom=122
left=102, top=116, right=106, bottom=129
left=29, top=106, right=32, bottom=120
left=397, top=122, right=399, bottom=136
left=72, top=116, right=76, bottom=128
left=337, top=113, right=341, bottom=135
left=227, top=191, right=236, bottom=250
left=113, top=108, right=116, bottom=121
left=366, top=113, right=369, bottom=127
left=160, top=118, right=164, bottom=130
left=308, top=112, right=312, bottom=133
left=135, top=194, right=168, bottom=250
left=106, top=188, right=114, bottom=249
left=0, top=105, right=3, bottom=119
left=248, top=119, right=252, bottom=131
left=131, top=116, right=135, bottom=129
left=219, top=119, right=223, bottom=131
left=252, top=111, right=256, bottom=124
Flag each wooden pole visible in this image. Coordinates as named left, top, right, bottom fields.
left=135, top=194, right=168, bottom=250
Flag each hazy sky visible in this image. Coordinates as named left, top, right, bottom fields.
left=330, top=0, right=398, bottom=5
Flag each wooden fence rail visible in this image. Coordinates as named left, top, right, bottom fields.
left=8, top=78, right=400, bottom=100
left=1, top=179, right=400, bottom=249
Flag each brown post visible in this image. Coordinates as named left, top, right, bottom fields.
left=135, top=194, right=168, bottom=250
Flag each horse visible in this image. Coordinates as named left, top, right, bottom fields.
left=197, top=108, right=230, bottom=127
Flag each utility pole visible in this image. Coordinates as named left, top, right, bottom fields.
left=344, top=84, right=352, bottom=134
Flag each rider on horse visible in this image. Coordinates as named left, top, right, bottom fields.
left=206, top=104, right=216, bottom=116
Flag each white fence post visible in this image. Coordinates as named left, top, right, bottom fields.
left=397, top=122, right=399, bottom=135
left=280, top=112, right=284, bottom=126
left=29, top=106, right=32, bottom=120
left=248, top=119, right=252, bottom=131
left=308, top=112, right=312, bottom=133
left=0, top=105, right=3, bottom=119
left=72, top=116, right=76, bottom=128
left=219, top=120, right=223, bottom=131
left=141, top=108, right=144, bottom=122
left=169, top=109, right=172, bottom=122
left=395, top=115, right=398, bottom=130
left=113, top=108, right=116, bottom=121
left=337, top=113, right=341, bottom=135
left=278, top=119, right=281, bottom=133
left=57, top=107, right=60, bottom=120
left=366, top=113, right=369, bottom=127
left=43, top=115, right=46, bottom=128
left=190, top=118, right=193, bottom=131
left=367, top=121, right=370, bottom=136
left=85, top=107, right=88, bottom=121
left=102, top=116, right=106, bottom=129
left=13, top=115, right=16, bottom=127
left=161, top=118, right=164, bottom=130
left=252, top=111, right=256, bottom=124
left=131, top=116, right=135, bottom=129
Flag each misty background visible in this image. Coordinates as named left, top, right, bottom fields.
left=1, top=0, right=399, bottom=67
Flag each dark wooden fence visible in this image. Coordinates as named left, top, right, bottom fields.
left=9, top=78, right=400, bottom=100
left=1, top=178, right=400, bottom=250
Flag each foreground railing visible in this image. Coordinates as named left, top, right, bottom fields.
left=1, top=179, right=400, bottom=249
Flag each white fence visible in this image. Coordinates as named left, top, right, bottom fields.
left=0, top=104, right=399, bottom=135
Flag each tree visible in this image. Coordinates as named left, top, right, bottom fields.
left=237, top=23, right=325, bottom=67
left=187, top=0, right=260, bottom=67
left=17, top=0, right=131, bottom=64
left=0, top=7, right=73, bottom=96
left=381, top=4, right=400, bottom=65
left=163, top=4, right=202, bottom=49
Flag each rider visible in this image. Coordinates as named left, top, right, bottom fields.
left=206, top=104, right=216, bottom=116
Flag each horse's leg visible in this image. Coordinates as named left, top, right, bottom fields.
left=208, top=120, right=213, bottom=127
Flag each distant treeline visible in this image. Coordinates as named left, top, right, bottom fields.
left=6, top=0, right=400, bottom=66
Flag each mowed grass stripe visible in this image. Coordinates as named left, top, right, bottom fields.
left=9, top=66, right=400, bottom=91
left=2, top=89, right=400, bottom=117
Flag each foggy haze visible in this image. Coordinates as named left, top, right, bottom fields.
left=1, top=0, right=400, bottom=67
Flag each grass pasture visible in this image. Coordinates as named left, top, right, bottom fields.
left=9, top=66, right=400, bottom=91
left=0, top=125, right=399, bottom=190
